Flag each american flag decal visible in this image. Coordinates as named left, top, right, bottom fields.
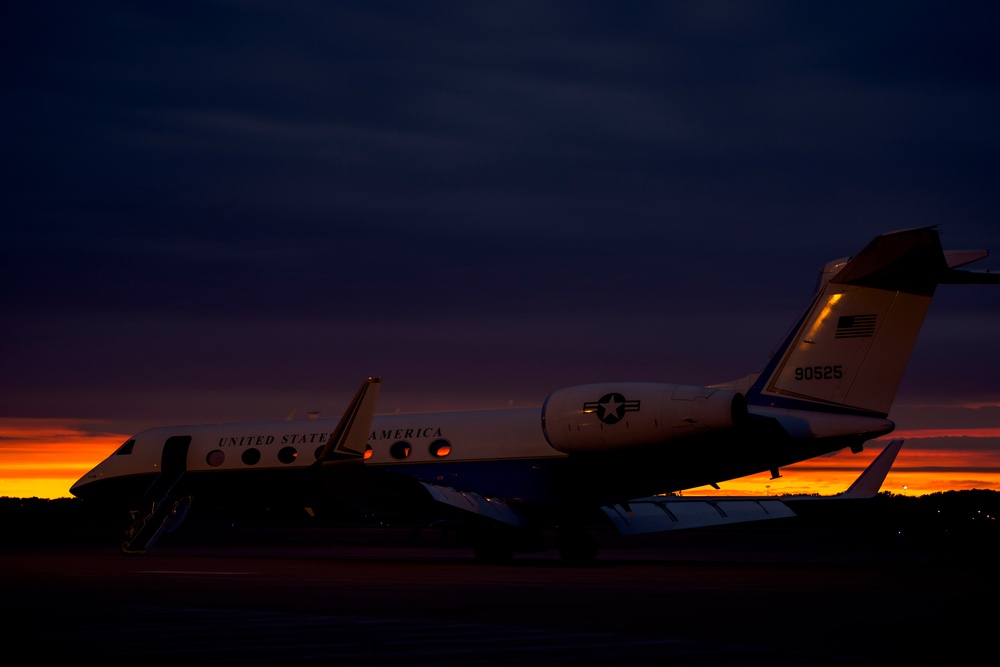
left=835, top=314, right=877, bottom=338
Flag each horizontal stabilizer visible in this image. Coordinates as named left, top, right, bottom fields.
left=419, top=481, right=525, bottom=528
left=829, top=226, right=948, bottom=295
left=939, top=268, right=1000, bottom=284
left=828, top=228, right=998, bottom=291
left=942, top=247, right=999, bottom=282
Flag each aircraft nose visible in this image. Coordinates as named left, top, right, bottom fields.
left=69, top=472, right=97, bottom=499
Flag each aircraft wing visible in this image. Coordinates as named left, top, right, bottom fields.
left=418, top=481, right=526, bottom=528
left=601, top=439, right=904, bottom=536
left=412, top=482, right=785, bottom=535
left=602, top=498, right=796, bottom=536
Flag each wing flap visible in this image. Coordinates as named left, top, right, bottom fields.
left=603, top=499, right=796, bottom=536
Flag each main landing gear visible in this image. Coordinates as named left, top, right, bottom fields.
left=468, top=524, right=599, bottom=565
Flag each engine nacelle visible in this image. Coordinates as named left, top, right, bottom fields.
left=541, top=382, right=747, bottom=455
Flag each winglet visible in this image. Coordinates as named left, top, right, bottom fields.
left=841, top=438, right=904, bottom=498
left=314, top=377, right=381, bottom=464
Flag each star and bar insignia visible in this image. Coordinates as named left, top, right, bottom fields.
left=583, top=392, right=641, bottom=425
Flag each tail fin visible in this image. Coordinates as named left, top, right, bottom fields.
left=746, top=227, right=997, bottom=417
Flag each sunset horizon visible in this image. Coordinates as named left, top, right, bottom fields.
left=4, top=410, right=999, bottom=501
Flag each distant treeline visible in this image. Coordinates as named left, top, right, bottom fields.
left=784, top=488, right=1000, bottom=547
left=2, top=490, right=998, bottom=550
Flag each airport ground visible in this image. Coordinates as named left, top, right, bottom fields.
left=3, top=509, right=997, bottom=666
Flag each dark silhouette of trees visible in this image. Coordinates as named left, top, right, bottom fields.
left=2, top=490, right=997, bottom=552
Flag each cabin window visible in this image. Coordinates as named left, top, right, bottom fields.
left=278, top=446, right=298, bottom=464
left=206, top=450, right=225, bottom=467
left=314, top=445, right=324, bottom=460
left=389, top=441, right=411, bottom=459
left=364, top=444, right=373, bottom=460
left=429, top=440, right=451, bottom=457
left=114, top=439, right=136, bottom=456
left=241, top=448, right=261, bottom=465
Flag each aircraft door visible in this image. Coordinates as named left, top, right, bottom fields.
left=160, top=435, right=191, bottom=477
left=140, top=435, right=191, bottom=501
left=124, top=435, right=193, bottom=554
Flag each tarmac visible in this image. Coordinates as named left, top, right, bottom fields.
left=3, top=522, right=995, bottom=665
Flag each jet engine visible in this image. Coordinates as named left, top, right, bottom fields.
left=541, top=382, right=747, bottom=455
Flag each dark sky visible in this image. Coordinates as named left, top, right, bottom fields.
left=4, top=2, right=999, bottom=434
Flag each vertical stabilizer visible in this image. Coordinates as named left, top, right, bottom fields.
left=749, top=227, right=988, bottom=417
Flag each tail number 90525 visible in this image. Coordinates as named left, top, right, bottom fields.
left=794, top=365, right=843, bottom=380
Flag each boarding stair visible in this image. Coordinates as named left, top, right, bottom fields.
left=121, top=469, right=191, bottom=554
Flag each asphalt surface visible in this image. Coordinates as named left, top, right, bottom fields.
left=3, top=524, right=994, bottom=666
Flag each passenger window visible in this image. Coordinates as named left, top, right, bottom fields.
left=278, top=446, right=298, bottom=464
left=429, top=440, right=451, bottom=457
left=241, top=448, right=262, bottom=465
left=389, top=441, right=411, bottom=459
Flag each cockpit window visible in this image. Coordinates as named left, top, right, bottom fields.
left=114, top=439, right=136, bottom=456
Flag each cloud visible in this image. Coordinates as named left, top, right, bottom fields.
left=3, top=2, right=999, bottom=456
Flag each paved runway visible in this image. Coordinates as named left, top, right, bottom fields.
left=3, top=524, right=994, bottom=666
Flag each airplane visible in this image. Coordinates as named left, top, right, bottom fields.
left=70, top=226, right=999, bottom=561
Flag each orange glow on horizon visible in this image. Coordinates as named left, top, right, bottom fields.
left=685, top=436, right=1000, bottom=498
left=885, top=427, right=1000, bottom=439
left=0, top=419, right=128, bottom=499
left=1, top=419, right=999, bottom=500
